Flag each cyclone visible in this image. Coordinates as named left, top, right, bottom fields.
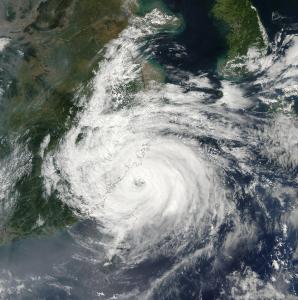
left=46, top=132, right=226, bottom=257
left=42, top=9, right=229, bottom=261
left=0, top=1, right=293, bottom=299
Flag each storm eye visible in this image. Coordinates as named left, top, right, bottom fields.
left=133, top=178, right=146, bottom=188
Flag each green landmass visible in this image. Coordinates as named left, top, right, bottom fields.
left=0, top=0, right=128, bottom=244
left=211, top=0, right=264, bottom=58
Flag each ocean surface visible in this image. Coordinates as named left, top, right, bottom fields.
left=0, top=0, right=297, bottom=299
